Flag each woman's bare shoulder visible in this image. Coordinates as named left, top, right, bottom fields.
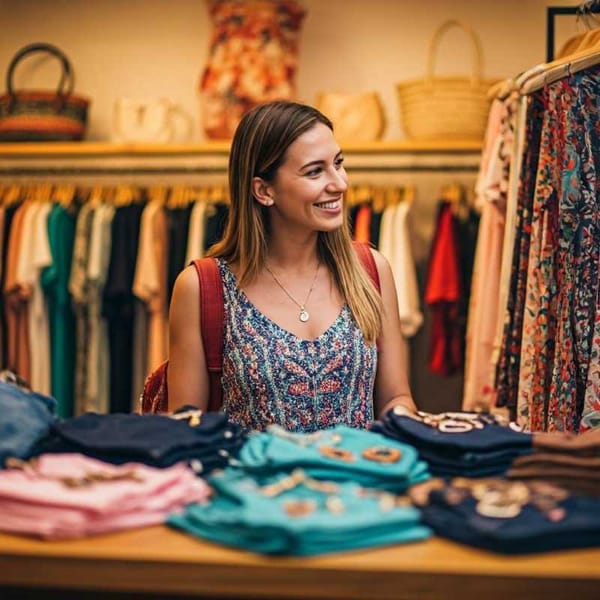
left=172, top=265, right=200, bottom=304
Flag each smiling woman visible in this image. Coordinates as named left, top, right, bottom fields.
left=167, top=100, right=416, bottom=432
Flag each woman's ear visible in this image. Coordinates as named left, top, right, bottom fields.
left=252, top=177, right=275, bottom=207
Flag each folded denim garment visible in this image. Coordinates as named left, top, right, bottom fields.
left=419, top=478, right=600, bottom=554
left=0, top=380, right=56, bottom=467
left=372, top=410, right=533, bottom=477
left=36, top=411, right=246, bottom=473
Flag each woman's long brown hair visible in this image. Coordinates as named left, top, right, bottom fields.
left=209, top=101, right=382, bottom=343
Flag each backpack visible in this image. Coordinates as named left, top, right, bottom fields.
left=140, top=242, right=380, bottom=414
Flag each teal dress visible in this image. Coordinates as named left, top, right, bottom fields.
left=41, top=204, right=76, bottom=417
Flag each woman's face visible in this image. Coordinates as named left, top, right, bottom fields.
left=266, top=122, right=348, bottom=234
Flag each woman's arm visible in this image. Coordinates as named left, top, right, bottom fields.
left=371, top=249, right=418, bottom=417
left=167, top=265, right=210, bottom=411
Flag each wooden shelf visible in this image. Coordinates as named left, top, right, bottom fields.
left=0, top=139, right=481, bottom=157
left=0, top=140, right=482, bottom=178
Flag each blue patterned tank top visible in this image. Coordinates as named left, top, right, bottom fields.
left=217, top=259, right=377, bottom=433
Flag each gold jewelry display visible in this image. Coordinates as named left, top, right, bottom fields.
left=319, top=446, right=355, bottom=462
left=283, top=499, right=317, bottom=517
left=264, top=262, right=320, bottom=322
left=362, top=446, right=402, bottom=463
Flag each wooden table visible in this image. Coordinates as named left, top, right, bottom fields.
left=0, top=526, right=599, bottom=599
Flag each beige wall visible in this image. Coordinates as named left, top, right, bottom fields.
left=0, top=0, right=582, bottom=141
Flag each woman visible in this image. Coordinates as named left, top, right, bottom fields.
left=168, top=100, right=416, bottom=431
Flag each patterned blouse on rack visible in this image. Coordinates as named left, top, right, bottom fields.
left=217, top=259, right=377, bottom=433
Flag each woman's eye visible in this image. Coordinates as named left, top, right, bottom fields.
left=335, top=157, right=345, bottom=169
left=305, top=167, right=322, bottom=177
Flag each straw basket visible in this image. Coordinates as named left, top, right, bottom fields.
left=397, top=20, right=497, bottom=141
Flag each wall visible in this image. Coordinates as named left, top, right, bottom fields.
left=0, top=0, right=582, bottom=141
left=0, top=0, right=584, bottom=411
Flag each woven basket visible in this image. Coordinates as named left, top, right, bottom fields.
left=397, top=20, right=497, bottom=141
left=0, top=43, right=89, bottom=142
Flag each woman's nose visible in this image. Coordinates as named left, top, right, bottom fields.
left=327, top=167, right=348, bottom=192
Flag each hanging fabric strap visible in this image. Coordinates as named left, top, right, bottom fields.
left=192, top=258, right=224, bottom=413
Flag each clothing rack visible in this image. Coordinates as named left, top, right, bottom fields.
left=0, top=165, right=479, bottom=176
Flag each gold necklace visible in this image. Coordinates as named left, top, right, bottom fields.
left=264, top=261, right=320, bottom=322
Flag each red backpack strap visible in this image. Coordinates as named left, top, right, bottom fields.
left=352, top=241, right=381, bottom=293
left=192, top=258, right=224, bottom=412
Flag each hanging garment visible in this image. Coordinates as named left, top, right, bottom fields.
left=424, top=202, right=463, bottom=375
left=3, top=202, right=29, bottom=381
left=378, top=203, right=423, bottom=339
left=0, top=204, right=20, bottom=369
left=41, top=203, right=77, bottom=418
left=184, top=200, right=207, bottom=264
left=133, top=200, right=169, bottom=375
left=353, top=203, right=372, bottom=244
left=463, top=98, right=506, bottom=410
left=23, top=203, right=53, bottom=395
left=102, top=203, right=145, bottom=414
left=495, top=94, right=545, bottom=416
left=84, top=204, right=115, bottom=414
left=166, top=204, right=193, bottom=304
left=69, top=204, right=96, bottom=415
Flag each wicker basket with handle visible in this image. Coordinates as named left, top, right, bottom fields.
left=396, top=20, right=497, bottom=141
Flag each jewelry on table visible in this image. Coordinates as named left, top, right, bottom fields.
left=362, top=446, right=402, bottom=463
left=283, top=499, right=317, bottom=517
left=264, top=261, right=320, bottom=323
left=319, top=446, right=356, bottom=462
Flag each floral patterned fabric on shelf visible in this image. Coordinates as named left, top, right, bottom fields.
left=200, top=0, right=305, bottom=139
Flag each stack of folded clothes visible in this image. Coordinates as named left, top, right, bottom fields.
left=238, top=424, right=430, bottom=492
left=169, top=466, right=432, bottom=556
left=372, top=407, right=533, bottom=477
left=0, top=379, right=56, bottom=467
left=34, top=408, right=246, bottom=475
left=412, top=476, right=600, bottom=554
left=506, top=429, right=600, bottom=496
left=0, top=453, right=210, bottom=539
left=169, top=425, right=433, bottom=555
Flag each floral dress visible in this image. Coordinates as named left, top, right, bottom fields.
left=217, top=260, right=377, bottom=432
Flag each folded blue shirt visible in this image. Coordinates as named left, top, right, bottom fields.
left=169, top=467, right=432, bottom=555
left=238, top=425, right=428, bottom=492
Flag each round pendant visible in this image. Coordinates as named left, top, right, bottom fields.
left=299, top=309, right=310, bottom=322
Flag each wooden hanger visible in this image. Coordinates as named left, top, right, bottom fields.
left=557, top=32, right=587, bottom=59
left=441, top=183, right=464, bottom=204
left=147, top=185, right=168, bottom=205
left=167, top=186, right=185, bottom=209
left=385, top=187, right=402, bottom=208
left=209, top=185, right=228, bottom=204
left=371, top=187, right=386, bottom=213
left=54, top=184, right=76, bottom=208
left=487, top=77, right=515, bottom=100
left=404, top=185, right=415, bottom=206
left=519, top=42, right=600, bottom=95
left=114, top=185, right=138, bottom=207
left=3, top=185, right=22, bottom=206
